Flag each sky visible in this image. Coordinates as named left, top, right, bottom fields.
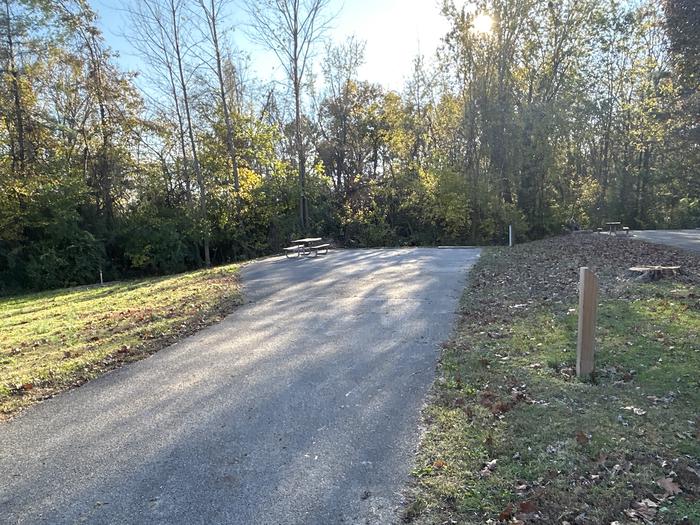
left=89, top=0, right=457, bottom=93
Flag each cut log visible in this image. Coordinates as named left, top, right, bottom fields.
left=628, top=266, right=681, bottom=281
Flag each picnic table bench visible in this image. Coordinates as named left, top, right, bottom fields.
left=284, top=238, right=331, bottom=258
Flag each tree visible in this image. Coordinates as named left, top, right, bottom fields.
left=664, top=0, right=699, bottom=144
left=317, top=37, right=365, bottom=196
left=245, top=0, right=334, bottom=231
left=2, top=0, right=699, bottom=294
left=1, top=0, right=26, bottom=174
left=197, top=0, right=241, bottom=214
left=126, top=0, right=211, bottom=266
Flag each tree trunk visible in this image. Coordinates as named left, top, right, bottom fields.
left=167, top=63, right=192, bottom=204
left=84, top=30, right=114, bottom=227
left=292, top=7, right=307, bottom=231
left=204, top=0, right=240, bottom=215
left=170, top=0, right=210, bottom=266
left=3, top=0, right=25, bottom=174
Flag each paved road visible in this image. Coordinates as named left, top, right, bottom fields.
left=0, top=248, right=479, bottom=525
left=631, top=229, right=700, bottom=253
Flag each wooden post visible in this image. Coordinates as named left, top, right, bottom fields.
left=99, top=268, right=104, bottom=285
left=577, top=267, right=598, bottom=378
left=508, top=224, right=513, bottom=247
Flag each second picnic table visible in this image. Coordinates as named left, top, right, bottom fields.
left=606, top=222, right=621, bottom=234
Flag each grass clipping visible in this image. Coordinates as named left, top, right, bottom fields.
left=0, top=265, right=242, bottom=419
left=405, top=235, right=699, bottom=525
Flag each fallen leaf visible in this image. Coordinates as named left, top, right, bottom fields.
left=498, top=503, right=513, bottom=521
left=656, top=477, right=682, bottom=495
left=479, top=390, right=497, bottom=408
left=432, top=459, right=447, bottom=470
left=575, top=431, right=590, bottom=445
left=594, top=452, right=608, bottom=467
left=625, top=499, right=658, bottom=521
left=518, top=500, right=537, bottom=513
left=452, top=397, right=465, bottom=407
left=480, top=459, right=497, bottom=477
left=491, top=400, right=514, bottom=415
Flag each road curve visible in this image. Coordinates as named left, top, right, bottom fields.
left=631, top=229, right=700, bottom=253
left=0, top=248, right=479, bottom=525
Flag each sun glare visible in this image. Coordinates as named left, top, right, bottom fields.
left=471, top=13, right=494, bottom=35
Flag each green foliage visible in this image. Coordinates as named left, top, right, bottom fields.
left=23, top=230, right=103, bottom=290
left=0, top=0, right=698, bottom=293
left=118, top=210, right=194, bottom=275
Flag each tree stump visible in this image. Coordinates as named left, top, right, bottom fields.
left=628, top=266, right=681, bottom=281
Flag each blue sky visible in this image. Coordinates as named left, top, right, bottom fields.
left=90, top=0, right=456, bottom=92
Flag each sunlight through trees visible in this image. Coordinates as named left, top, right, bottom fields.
left=0, top=0, right=697, bottom=292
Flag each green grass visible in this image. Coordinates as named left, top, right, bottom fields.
left=405, top=237, right=700, bottom=524
left=0, top=265, right=242, bottom=418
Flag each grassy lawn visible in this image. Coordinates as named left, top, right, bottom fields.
left=0, top=265, right=242, bottom=419
left=404, top=235, right=699, bottom=524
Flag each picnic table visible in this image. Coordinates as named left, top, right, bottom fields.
left=606, top=222, right=622, bottom=234
left=284, top=237, right=330, bottom=258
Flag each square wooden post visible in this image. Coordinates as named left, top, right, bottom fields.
left=509, top=225, right=513, bottom=247
left=577, top=267, right=598, bottom=378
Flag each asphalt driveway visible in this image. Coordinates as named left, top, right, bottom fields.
left=631, top=229, right=700, bottom=253
left=0, top=248, right=479, bottom=525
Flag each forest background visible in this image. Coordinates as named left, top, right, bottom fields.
left=1, top=0, right=697, bottom=293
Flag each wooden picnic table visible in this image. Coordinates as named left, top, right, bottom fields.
left=284, top=237, right=329, bottom=258
left=606, top=222, right=621, bottom=234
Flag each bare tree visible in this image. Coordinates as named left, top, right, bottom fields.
left=318, top=36, right=365, bottom=193
left=2, top=0, right=26, bottom=174
left=56, top=0, right=119, bottom=225
left=126, top=0, right=211, bottom=266
left=245, top=0, right=334, bottom=231
left=126, top=0, right=191, bottom=202
left=197, top=0, right=240, bottom=214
